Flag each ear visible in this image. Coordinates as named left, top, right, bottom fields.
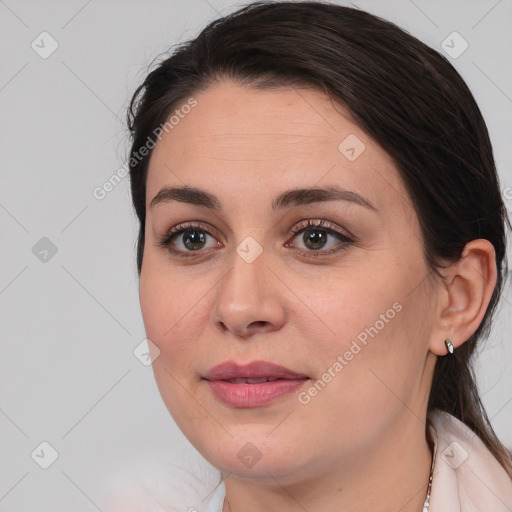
left=429, top=239, right=497, bottom=356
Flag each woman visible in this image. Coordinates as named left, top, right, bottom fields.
left=125, top=1, right=512, bottom=510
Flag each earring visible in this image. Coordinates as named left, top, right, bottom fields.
left=444, top=339, right=455, bottom=355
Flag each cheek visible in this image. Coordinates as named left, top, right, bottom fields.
left=139, top=266, right=210, bottom=422
left=316, top=242, right=428, bottom=360
left=301, top=266, right=427, bottom=400
left=302, top=269, right=402, bottom=352
left=139, top=262, right=214, bottom=366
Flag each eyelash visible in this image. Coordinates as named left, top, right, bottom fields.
left=158, top=219, right=355, bottom=259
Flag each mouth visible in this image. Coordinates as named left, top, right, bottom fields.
left=221, top=377, right=299, bottom=384
left=202, top=360, right=310, bottom=408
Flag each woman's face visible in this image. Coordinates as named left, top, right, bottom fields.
left=139, top=82, right=439, bottom=484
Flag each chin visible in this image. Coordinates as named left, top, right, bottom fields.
left=201, top=434, right=310, bottom=482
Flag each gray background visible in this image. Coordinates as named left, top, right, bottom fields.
left=1, top=1, right=511, bottom=510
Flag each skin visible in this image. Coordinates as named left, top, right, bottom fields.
left=139, top=82, right=497, bottom=511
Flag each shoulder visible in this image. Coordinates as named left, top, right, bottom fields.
left=429, top=410, right=512, bottom=511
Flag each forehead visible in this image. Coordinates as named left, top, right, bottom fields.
left=145, top=82, right=410, bottom=214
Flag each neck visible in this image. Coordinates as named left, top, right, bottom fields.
left=222, top=415, right=433, bottom=512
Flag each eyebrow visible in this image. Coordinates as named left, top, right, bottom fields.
left=149, top=185, right=377, bottom=211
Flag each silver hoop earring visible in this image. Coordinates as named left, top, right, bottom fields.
left=444, top=338, right=455, bottom=355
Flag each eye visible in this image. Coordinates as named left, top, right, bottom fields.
left=159, top=219, right=355, bottom=259
left=158, top=222, right=221, bottom=258
left=286, top=219, right=354, bottom=257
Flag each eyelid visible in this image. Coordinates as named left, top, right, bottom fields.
left=289, top=218, right=355, bottom=240
left=160, top=220, right=219, bottom=241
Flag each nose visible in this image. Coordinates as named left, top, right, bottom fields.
left=211, top=244, right=286, bottom=338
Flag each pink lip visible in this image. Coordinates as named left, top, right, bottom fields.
left=203, top=360, right=310, bottom=408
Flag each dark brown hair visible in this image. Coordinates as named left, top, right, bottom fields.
left=127, top=1, right=512, bottom=474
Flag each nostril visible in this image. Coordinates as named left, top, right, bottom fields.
left=216, top=318, right=228, bottom=332
left=249, top=320, right=269, bottom=328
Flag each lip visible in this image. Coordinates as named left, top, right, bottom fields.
left=203, top=360, right=310, bottom=408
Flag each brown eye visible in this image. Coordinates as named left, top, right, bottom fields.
left=301, top=228, right=330, bottom=250
left=180, top=229, right=207, bottom=251
left=288, top=219, right=354, bottom=257
left=159, top=222, right=221, bottom=258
